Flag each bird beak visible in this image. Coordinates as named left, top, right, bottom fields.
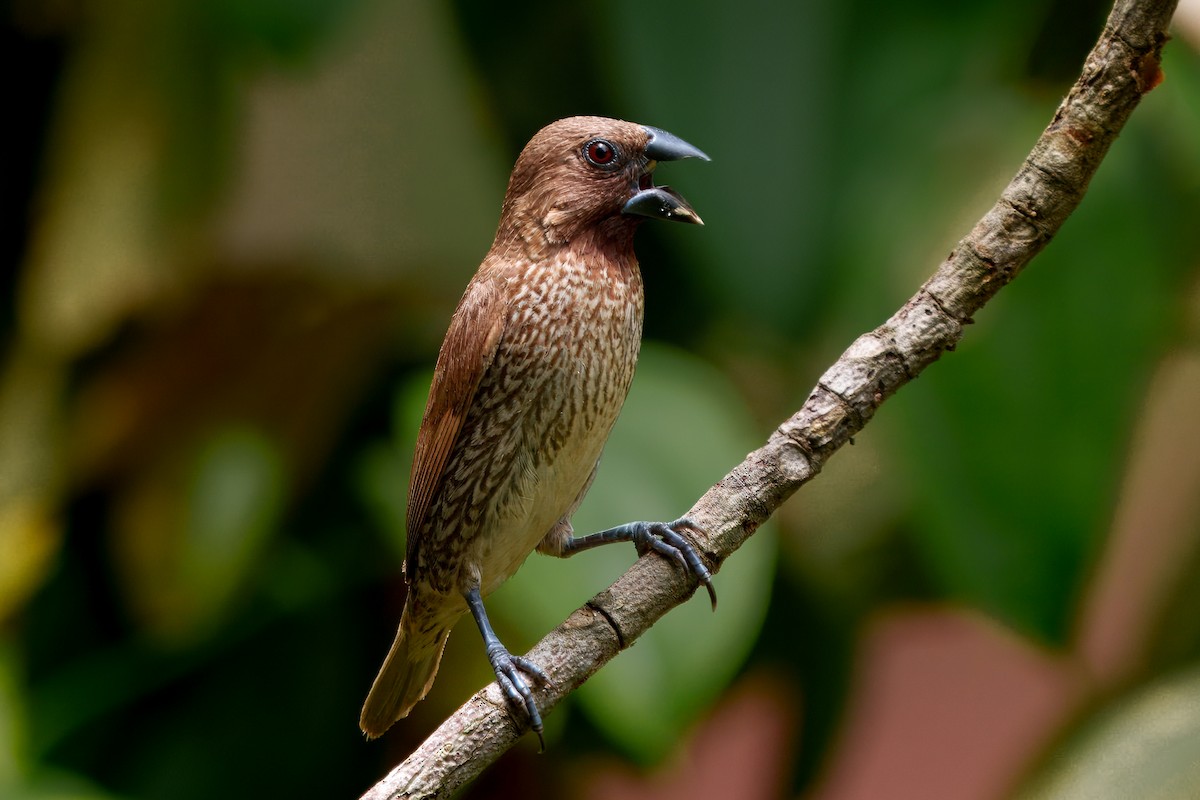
left=643, top=126, right=710, bottom=163
left=621, top=125, right=708, bottom=225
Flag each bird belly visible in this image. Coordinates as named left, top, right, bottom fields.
left=473, top=267, right=641, bottom=596
left=475, top=426, right=607, bottom=596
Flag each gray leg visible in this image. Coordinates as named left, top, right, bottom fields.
left=560, top=518, right=717, bottom=610
left=465, top=585, right=549, bottom=748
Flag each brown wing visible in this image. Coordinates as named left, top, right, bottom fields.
left=404, top=276, right=506, bottom=575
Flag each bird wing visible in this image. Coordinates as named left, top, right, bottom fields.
left=405, top=276, right=506, bottom=574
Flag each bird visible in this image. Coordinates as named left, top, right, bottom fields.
left=360, top=116, right=714, bottom=744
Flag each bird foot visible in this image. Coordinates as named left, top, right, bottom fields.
left=627, top=518, right=717, bottom=610
left=486, top=644, right=551, bottom=750
left=467, top=585, right=552, bottom=749
left=560, top=517, right=717, bottom=609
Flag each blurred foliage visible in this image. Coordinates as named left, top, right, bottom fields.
left=1015, top=664, right=1200, bottom=799
left=2, top=0, right=1200, bottom=798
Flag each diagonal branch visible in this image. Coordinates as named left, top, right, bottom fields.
left=359, top=1, right=1177, bottom=796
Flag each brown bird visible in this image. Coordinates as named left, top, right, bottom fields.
left=360, top=116, right=713, bottom=743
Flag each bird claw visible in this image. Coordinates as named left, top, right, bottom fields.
left=487, top=646, right=550, bottom=751
left=630, top=518, right=717, bottom=611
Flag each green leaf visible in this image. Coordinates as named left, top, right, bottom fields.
left=1014, top=664, right=1200, bottom=800
left=180, top=427, right=287, bottom=611
left=0, top=644, right=121, bottom=800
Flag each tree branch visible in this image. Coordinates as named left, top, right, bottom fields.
left=359, top=1, right=1177, bottom=796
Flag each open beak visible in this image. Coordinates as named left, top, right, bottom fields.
left=621, top=125, right=709, bottom=225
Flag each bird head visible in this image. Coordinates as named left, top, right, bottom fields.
left=497, top=116, right=709, bottom=252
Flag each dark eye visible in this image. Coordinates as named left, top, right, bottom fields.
left=583, top=138, right=619, bottom=168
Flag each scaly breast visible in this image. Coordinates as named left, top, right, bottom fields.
left=423, top=252, right=644, bottom=597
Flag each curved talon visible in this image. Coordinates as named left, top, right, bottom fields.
left=662, top=518, right=717, bottom=611
left=488, top=647, right=547, bottom=750
left=632, top=519, right=717, bottom=611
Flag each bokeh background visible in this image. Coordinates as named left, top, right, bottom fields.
left=4, top=0, right=1200, bottom=798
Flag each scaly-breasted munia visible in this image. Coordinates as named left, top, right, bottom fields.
left=360, top=116, right=712, bottom=743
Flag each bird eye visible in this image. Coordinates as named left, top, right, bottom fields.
left=583, top=139, right=619, bottom=168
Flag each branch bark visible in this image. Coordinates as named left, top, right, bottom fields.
left=360, top=1, right=1177, bottom=796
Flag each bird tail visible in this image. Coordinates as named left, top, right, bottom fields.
left=359, top=606, right=452, bottom=739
